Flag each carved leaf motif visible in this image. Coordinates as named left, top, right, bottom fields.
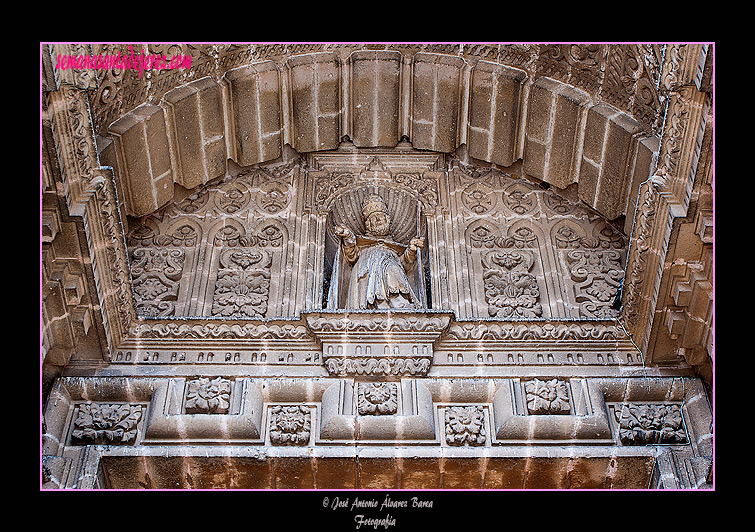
left=566, top=249, right=623, bottom=317
left=525, top=379, right=570, bottom=414
left=212, top=270, right=271, bottom=317
left=482, top=250, right=542, bottom=318
left=71, top=403, right=143, bottom=445
left=445, top=406, right=486, bottom=446
left=269, top=405, right=311, bottom=445
left=615, top=404, right=687, bottom=445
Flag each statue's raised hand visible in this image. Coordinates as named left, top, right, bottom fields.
left=335, top=224, right=355, bottom=242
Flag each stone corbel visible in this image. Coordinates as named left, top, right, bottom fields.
left=143, top=378, right=264, bottom=443
left=305, top=310, right=453, bottom=377
left=318, top=379, right=436, bottom=442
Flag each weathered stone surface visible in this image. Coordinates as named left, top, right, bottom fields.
left=286, top=52, right=341, bottom=153
left=221, top=62, right=282, bottom=166
left=578, top=103, right=644, bottom=220
left=467, top=61, right=526, bottom=167
left=163, top=76, right=226, bottom=190
left=349, top=50, right=402, bottom=148
left=411, top=53, right=465, bottom=153
left=623, top=134, right=660, bottom=235
left=42, top=44, right=713, bottom=493
left=108, top=102, right=174, bottom=217
left=524, top=77, right=590, bottom=189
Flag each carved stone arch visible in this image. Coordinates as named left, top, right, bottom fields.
left=253, top=217, right=288, bottom=249
left=501, top=218, right=542, bottom=249
left=162, top=217, right=203, bottom=248
left=125, top=217, right=162, bottom=247
left=208, top=218, right=254, bottom=247
left=501, top=179, right=540, bottom=217
left=465, top=219, right=502, bottom=250
left=213, top=178, right=254, bottom=216
left=586, top=218, right=627, bottom=251
left=551, top=218, right=589, bottom=250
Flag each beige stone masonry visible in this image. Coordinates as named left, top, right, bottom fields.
left=285, top=53, right=341, bottom=153
left=162, top=77, right=226, bottom=190
left=467, top=61, right=526, bottom=167
left=108, top=103, right=174, bottom=217
left=220, top=62, right=282, bottom=168
left=524, top=77, right=590, bottom=189
left=410, top=53, right=465, bottom=153
left=579, top=103, right=645, bottom=220
left=348, top=50, right=403, bottom=148
left=42, top=44, right=713, bottom=491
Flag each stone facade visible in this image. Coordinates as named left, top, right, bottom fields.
left=41, top=43, right=714, bottom=490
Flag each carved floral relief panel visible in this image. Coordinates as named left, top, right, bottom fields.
left=613, top=403, right=688, bottom=445
left=524, top=378, right=571, bottom=415
left=184, top=377, right=232, bottom=414
left=125, top=164, right=294, bottom=319
left=455, top=164, right=627, bottom=320
left=268, top=405, right=313, bottom=446
left=357, top=382, right=399, bottom=415
left=123, top=151, right=627, bottom=324
left=444, top=405, right=487, bottom=446
left=70, top=403, right=144, bottom=445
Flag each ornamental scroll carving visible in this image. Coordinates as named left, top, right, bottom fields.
left=212, top=248, right=272, bottom=318
left=130, top=248, right=185, bottom=317
left=555, top=222, right=625, bottom=318
left=125, top=165, right=292, bottom=320
left=482, top=249, right=542, bottom=319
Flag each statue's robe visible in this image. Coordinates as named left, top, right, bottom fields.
left=342, top=236, right=420, bottom=310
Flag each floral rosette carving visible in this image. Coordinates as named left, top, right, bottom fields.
left=357, top=382, right=398, bottom=415
left=185, top=377, right=231, bottom=414
left=615, top=403, right=687, bottom=445
left=71, top=403, right=143, bottom=445
left=524, top=378, right=570, bottom=414
left=269, top=405, right=312, bottom=445
left=445, top=406, right=486, bottom=446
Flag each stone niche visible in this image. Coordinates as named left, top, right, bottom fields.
left=322, top=182, right=429, bottom=311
